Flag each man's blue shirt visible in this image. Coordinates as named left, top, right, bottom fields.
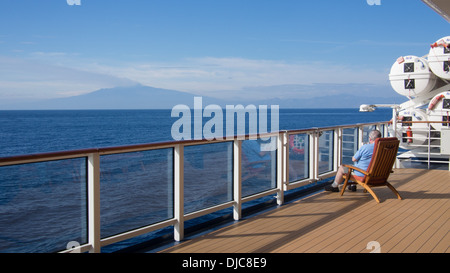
left=353, top=143, right=375, bottom=176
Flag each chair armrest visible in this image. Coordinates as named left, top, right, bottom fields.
left=342, top=164, right=369, bottom=176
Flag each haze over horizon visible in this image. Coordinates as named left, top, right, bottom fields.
left=0, top=0, right=448, bottom=108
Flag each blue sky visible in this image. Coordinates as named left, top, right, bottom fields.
left=0, top=0, right=448, bottom=103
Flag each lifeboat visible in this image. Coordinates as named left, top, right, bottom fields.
left=389, top=55, right=437, bottom=98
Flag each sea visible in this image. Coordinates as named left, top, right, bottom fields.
left=0, top=108, right=392, bottom=253
left=0, top=108, right=392, bottom=157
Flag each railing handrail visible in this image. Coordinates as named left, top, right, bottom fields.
left=0, top=121, right=390, bottom=166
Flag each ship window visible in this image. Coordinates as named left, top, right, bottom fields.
left=443, top=116, right=449, bottom=127
left=443, top=99, right=450, bottom=109
left=444, top=61, right=449, bottom=72
left=404, top=79, right=415, bottom=89
left=444, top=45, right=450, bottom=54
left=402, top=116, right=412, bottom=126
left=404, top=62, right=414, bottom=73
left=401, top=132, right=410, bottom=143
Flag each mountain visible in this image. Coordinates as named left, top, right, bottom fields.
left=6, top=85, right=222, bottom=110
left=1, top=84, right=406, bottom=110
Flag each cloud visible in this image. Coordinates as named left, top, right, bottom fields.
left=0, top=55, right=390, bottom=101
left=0, top=55, right=136, bottom=100
left=90, top=57, right=390, bottom=96
left=219, top=83, right=397, bottom=101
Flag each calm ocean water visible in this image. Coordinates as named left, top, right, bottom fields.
left=0, top=108, right=392, bottom=253
left=0, top=108, right=391, bottom=157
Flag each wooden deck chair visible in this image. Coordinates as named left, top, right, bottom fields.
left=340, top=137, right=402, bottom=203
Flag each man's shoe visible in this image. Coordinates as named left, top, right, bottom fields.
left=348, top=185, right=357, bottom=192
left=324, top=185, right=339, bottom=192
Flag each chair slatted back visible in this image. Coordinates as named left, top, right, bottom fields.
left=365, top=137, right=399, bottom=185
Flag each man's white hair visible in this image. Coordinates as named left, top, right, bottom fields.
left=369, top=130, right=382, bottom=141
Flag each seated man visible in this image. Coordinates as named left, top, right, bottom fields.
left=325, top=129, right=382, bottom=192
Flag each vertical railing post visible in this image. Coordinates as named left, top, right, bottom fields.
left=392, top=107, right=398, bottom=138
left=276, top=132, right=286, bottom=205
left=328, top=130, right=333, bottom=171
left=428, top=123, right=431, bottom=170
left=358, top=126, right=364, bottom=148
left=174, top=144, right=184, bottom=241
left=353, top=127, right=359, bottom=155
left=304, top=133, right=309, bottom=177
left=375, top=123, right=381, bottom=136
left=87, top=152, right=101, bottom=253
left=335, top=128, right=342, bottom=171
left=316, top=131, right=320, bottom=180
left=233, top=140, right=242, bottom=220
left=310, top=131, right=318, bottom=181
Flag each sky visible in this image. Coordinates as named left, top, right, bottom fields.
left=0, top=0, right=448, bottom=104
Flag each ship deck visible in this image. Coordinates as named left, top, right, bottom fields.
left=159, top=168, right=449, bottom=253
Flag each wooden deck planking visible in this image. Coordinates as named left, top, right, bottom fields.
left=344, top=171, right=448, bottom=253
left=159, top=168, right=450, bottom=253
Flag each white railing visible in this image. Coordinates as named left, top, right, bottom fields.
left=0, top=121, right=409, bottom=253
left=395, top=121, right=450, bottom=170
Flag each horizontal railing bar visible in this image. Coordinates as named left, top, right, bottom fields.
left=184, top=201, right=235, bottom=222
left=0, top=134, right=282, bottom=164
left=399, top=152, right=444, bottom=155
left=2, top=122, right=388, bottom=166
left=0, top=149, right=96, bottom=167
left=241, top=188, right=279, bottom=203
left=181, top=133, right=281, bottom=148
left=59, top=243, right=93, bottom=254
left=400, top=131, right=442, bottom=133
left=396, top=121, right=450, bottom=124
left=100, top=218, right=177, bottom=247
left=400, top=159, right=449, bottom=163
left=285, top=178, right=317, bottom=191
left=99, top=142, right=177, bottom=155
left=401, top=145, right=441, bottom=148
left=317, top=171, right=337, bottom=180
left=401, top=132, right=443, bottom=136
left=286, top=128, right=317, bottom=134
left=286, top=121, right=389, bottom=135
